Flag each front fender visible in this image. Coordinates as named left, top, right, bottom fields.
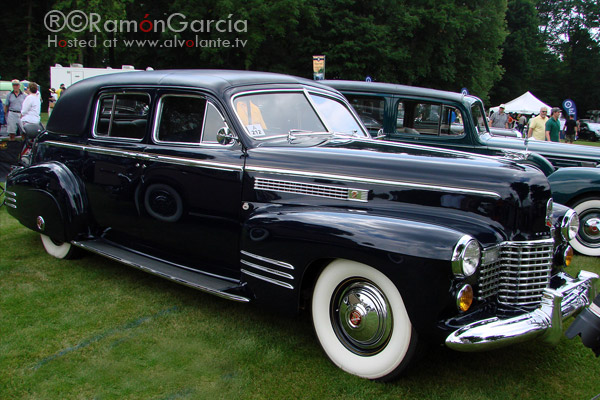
left=240, top=206, right=473, bottom=336
left=6, top=161, right=88, bottom=242
left=548, top=167, right=600, bottom=205
left=243, top=207, right=470, bottom=262
left=500, top=150, right=555, bottom=177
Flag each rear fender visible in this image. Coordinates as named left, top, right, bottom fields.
left=6, top=162, right=88, bottom=242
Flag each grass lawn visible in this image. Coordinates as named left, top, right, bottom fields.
left=575, top=139, right=600, bottom=147
left=1, top=207, right=600, bottom=399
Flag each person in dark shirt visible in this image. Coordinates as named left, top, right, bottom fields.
left=564, top=114, right=578, bottom=144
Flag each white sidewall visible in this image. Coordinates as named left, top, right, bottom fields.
left=40, top=234, right=73, bottom=259
left=571, top=199, right=600, bottom=256
left=311, top=259, right=412, bottom=380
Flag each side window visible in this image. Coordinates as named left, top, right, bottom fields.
left=396, top=101, right=418, bottom=134
left=440, top=105, right=464, bottom=136
left=414, top=103, right=441, bottom=135
left=202, top=102, right=226, bottom=143
left=156, top=96, right=206, bottom=143
left=345, top=95, right=384, bottom=135
left=395, top=100, right=464, bottom=137
left=95, top=93, right=150, bottom=140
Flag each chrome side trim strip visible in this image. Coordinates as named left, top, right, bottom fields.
left=43, top=141, right=243, bottom=172
left=42, top=141, right=499, bottom=198
left=4, top=202, right=17, bottom=209
left=5, top=191, right=16, bottom=197
left=72, top=240, right=250, bottom=303
left=143, top=153, right=242, bottom=172
left=240, top=250, right=295, bottom=270
left=246, top=166, right=501, bottom=198
left=240, top=259, right=294, bottom=280
left=241, top=269, right=294, bottom=290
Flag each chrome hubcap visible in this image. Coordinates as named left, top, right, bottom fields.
left=584, top=218, right=600, bottom=237
left=331, top=280, right=392, bottom=355
left=578, top=208, right=600, bottom=247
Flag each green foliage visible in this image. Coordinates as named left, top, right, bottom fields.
left=489, top=0, right=545, bottom=104
left=1, top=0, right=598, bottom=112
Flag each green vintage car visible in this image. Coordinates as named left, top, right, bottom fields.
left=324, top=80, right=600, bottom=257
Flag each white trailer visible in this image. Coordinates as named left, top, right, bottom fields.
left=50, top=64, right=143, bottom=90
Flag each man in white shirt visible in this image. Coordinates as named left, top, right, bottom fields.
left=20, top=82, right=41, bottom=133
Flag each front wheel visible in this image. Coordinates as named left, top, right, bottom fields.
left=570, top=198, right=600, bottom=257
left=40, top=234, right=79, bottom=259
left=311, top=259, right=419, bottom=381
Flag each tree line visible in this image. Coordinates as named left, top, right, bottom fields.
left=2, top=0, right=599, bottom=113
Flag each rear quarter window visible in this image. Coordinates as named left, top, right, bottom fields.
left=94, top=93, right=151, bottom=140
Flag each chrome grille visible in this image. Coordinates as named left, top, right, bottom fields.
left=478, top=239, right=554, bottom=311
left=254, top=178, right=368, bottom=202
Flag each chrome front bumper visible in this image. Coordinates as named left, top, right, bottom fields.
left=446, top=270, right=599, bottom=351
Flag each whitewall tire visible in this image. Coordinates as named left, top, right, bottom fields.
left=571, top=198, right=600, bottom=257
left=311, top=259, right=419, bottom=381
left=40, top=234, right=79, bottom=259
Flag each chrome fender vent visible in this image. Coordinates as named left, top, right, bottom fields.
left=254, top=177, right=369, bottom=202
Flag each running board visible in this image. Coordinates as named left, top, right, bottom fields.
left=72, top=239, right=250, bottom=303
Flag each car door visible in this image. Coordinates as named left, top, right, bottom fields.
left=387, top=97, right=478, bottom=152
left=138, top=90, right=245, bottom=275
left=83, top=90, right=152, bottom=244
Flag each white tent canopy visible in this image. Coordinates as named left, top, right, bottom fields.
left=489, top=91, right=552, bottom=115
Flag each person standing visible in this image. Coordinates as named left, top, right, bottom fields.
left=4, top=80, right=26, bottom=140
left=56, top=83, right=66, bottom=98
left=527, top=107, right=549, bottom=140
left=545, top=107, right=561, bottom=142
left=517, top=113, right=527, bottom=133
left=489, top=104, right=509, bottom=128
left=19, top=82, right=41, bottom=132
left=48, top=88, right=58, bottom=116
left=563, top=114, right=578, bottom=144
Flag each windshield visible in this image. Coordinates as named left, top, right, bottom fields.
left=232, top=91, right=367, bottom=140
left=471, top=101, right=490, bottom=136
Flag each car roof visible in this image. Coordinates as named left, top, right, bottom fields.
left=78, top=69, right=326, bottom=91
left=322, top=80, right=475, bottom=104
left=47, top=70, right=337, bottom=136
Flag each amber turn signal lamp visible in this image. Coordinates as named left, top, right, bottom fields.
left=456, top=284, right=474, bottom=312
left=564, top=246, right=574, bottom=268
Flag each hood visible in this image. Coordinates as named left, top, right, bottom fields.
left=484, top=134, right=600, bottom=167
left=245, top=138, right=553, bottom=244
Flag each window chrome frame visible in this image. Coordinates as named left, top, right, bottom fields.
left=230, top=88, right=368, bottom=142
left=92, top=91, right=152, bottom=142
left=152, top=93, right=234, bottom=148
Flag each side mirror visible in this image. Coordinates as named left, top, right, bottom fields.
left=216, top=127, right=236, bottom=145
left=374, top=128, right=386, bottom=139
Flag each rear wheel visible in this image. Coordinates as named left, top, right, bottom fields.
left=570, top=198, right=600, bottom=257
left=40, top=234, right=79, bottom=259
left=311, top=259, right=419, bottom=381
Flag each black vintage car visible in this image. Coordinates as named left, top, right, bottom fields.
left=323, top=80, right=600, bottom=257
left=4, top=70, right=598, bottom=381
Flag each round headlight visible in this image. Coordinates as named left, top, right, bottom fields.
left=452, top=237, right=481, bottom=277
left=561, top=209, right=580, bottom=241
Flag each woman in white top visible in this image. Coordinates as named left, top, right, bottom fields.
left=20, top=82, right=41, bottom=131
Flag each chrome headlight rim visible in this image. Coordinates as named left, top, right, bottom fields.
left=451, top=236, right=482, bottom=277
left=561, top=209, right=579, bottom=241
left=546, top=198, right=554, bottom=228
